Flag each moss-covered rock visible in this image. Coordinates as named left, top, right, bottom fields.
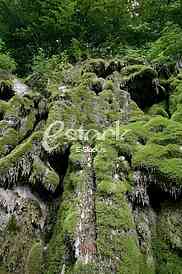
left=128, top=100, right=144, bottom=121
left=1, top=58, right=182, bottom=274
left=30, top=157, right=60, bottom=193
left=0, top=131, right=42, bottom=188
left=147, top=102, right=169, bottom=118
left=25, top=242, right=43, bottom=274
left=0, top=198, right=43, bottom=274
left=82, top=59, right=106, bottom=78
left=171, top=105, right=182, bottom=123
left=153, top=201, right=182, bottom=274
left=93, top=136, right=148, bottom=273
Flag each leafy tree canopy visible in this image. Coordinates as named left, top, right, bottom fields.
left=0, top=0, right=181, bottom=74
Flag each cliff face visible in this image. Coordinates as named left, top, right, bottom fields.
left=0, top=58, right=182, bottom=274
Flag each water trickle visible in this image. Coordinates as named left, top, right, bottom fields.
left=132, top=171, right=150, bottom=206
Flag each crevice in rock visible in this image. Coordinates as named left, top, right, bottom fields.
left=30, top=177, right=59, bottom=201
left=0, top=82, right=15, bottom=101
left=155, top=63, right=175, bottom=79
left=105, top=60, right=123, bottom=77
left=126, top=77, right=167, bottom=110
left=165, top=83, right=172, bottom=118
left=131, top=169, right=182, bottom=212
left=89, top=78, right=104, bottom=94
left=0, top=111, right=4, bottom=121
left=46, top=147, right=70, bottom=196
left=147, top=184, right=173, bottom=211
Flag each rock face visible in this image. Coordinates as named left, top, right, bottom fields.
left=0, top=58, right=182, bottom=273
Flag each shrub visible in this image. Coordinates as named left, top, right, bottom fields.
left=0, top=39, right=16, bottom=72
left=148, top=24, right=182, bottom=64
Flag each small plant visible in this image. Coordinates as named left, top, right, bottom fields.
left=31, top=48, right=70, bottom=92
left=0, top=39, right=16, bottom=72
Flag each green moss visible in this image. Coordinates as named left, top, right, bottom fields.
left=0, top=131, right=42, bottom=187
left=45, top=192, right=77, bottom=274
left=71, top=263, right=98, bottom=274
left=25, top=242, right=43, bottom=274
left=0, top=79, right=13, bottom=92
left=104, top=80, right=114, bottom=90
left=169, top=73, right=182, bottom=115
left=80, top=72, right=96, bottom=86
left=120, top=121, right=148, bottom=146
left=153, top=202, right=182, bottom=274
left=0, top=100, right=9, bottom=116
left=147, top=103, right=169, bottom=118
left=0, top=131, right=42, bottom=171
left=96, top=193, right=135, bottom=229
left=6, top=216, right=19, bottom=233
left=97, top=179, right=130, bottom=195
left=93, top=140, right=148, bottom=273
left=133, top=138, right=182, bottom=186
left=69, top=144, right=84, bottom=167
left=144, top=116, right=170, bottom=132
left=7, top=95, right=34, bottom=116
left=44, top=169, right=60, bottom=192
left=44, top=79, right=127, bottom=153
left=0, top=94, right=39, bottom=147
left=0, top=266, right=9, bottom=274
left=19, top=110, right=37, bottom=139
left=0, top=200, right=42, bottom=274
left=171, top=106, right=182, bottom=123
left=96, top=191, right=147, bottom=273
left=149, top=121, right=182, bottom=145
left=121, top=65, right=157, bottom=81
left=45, top=146, right=81, bottom=274
left=128, top=100, right=144, bottom=122
left=133, top=143, right=182, bottom=167
left=30, top=157, right=60, bottom=192
left=82, top=59, right=106, bottom=77
left=94, top=145, right=117, bottom=181
left=0, top=128, right=19, bottom=157
left=118, top=236, right=146, bottom=274
left=157, top=158, right=182, bottom=185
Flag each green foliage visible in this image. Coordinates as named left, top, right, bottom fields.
left=32, top=49, right=68, bottom=77
left=0, top=39, right=16, bottom=72
left=148, top=24, right=182, bottom=64
left=31, top=49, right=70, bottom=92
left=0, top=0, right=181, bottom=74
left=0, top=53, right=16, bottom=72
left=0, top=0, right=75, bottom=74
